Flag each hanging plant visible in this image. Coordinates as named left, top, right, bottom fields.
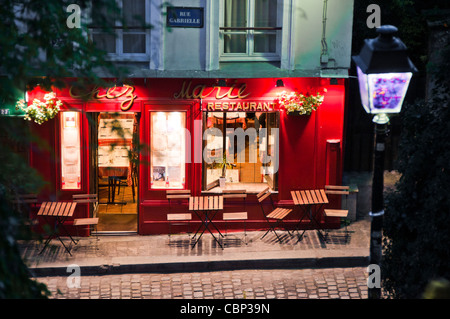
left=276, top=89, right=327, bottom=115
left=16, top=92, right=62, bottom=125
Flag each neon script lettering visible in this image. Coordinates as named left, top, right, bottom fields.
left=69, top=85, right=137, bottom=111
left=173, top=80, right=251, bottom=100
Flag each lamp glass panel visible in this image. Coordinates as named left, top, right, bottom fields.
left=356, top=67, right=370, bottom=114
left=367, top=72, right=412, bottom=114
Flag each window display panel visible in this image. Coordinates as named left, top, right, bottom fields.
left=61, top=111, right=81, bottom=190
left=150, top=112, right=186, bottom=189
left=203, top=111, right=279, bottom=192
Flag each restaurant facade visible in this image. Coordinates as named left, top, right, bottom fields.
left=6, top=0, right=355, bottom=236
left=26, top=75, right=347, bottom=235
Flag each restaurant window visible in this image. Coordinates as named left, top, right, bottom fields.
left=60, top=111, right=81, bottom=190
left=91, top=0, right=150, bottom=60
left=150, top=112, right=187, bottom=189
left=203, top=111, right=279, bottom=192
left=220, top=0, right=281, bottom=61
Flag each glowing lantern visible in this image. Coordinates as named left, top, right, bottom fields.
left=352, top=25, right=417, bottom=124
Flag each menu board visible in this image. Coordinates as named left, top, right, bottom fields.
left=150, top=112, right=186, bottom=189
left=61, top=112, right=81, bottom=189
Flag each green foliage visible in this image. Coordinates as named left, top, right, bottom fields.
left=0, top=0, right=135, bottom=298
left=352, top=0, right=450, bottom=76
left=0, top=118, right=50, bottom=298
left=382, top=43, right=450, bottom=298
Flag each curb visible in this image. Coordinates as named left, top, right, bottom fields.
left=29, top=256, right=370, bottom=277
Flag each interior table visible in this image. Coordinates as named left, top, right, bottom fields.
left=291, top=189, right=329, bottom=242
left=189, top=196, right=224, bottom=249
left=98, top=166, right=130, bottom=204
left=37, top=201, right=77, bottom=256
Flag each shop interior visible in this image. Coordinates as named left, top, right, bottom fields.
left=95, top=112, right=139, bottom=232
left=203, top=111, right=279, bottom=193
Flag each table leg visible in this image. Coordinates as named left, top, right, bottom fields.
left=309, top=205, right=326, bottom=241
left=191, top=210, right=223, bottom=249
left=38, top=217, right=74, bottom=256
left=291, top=205, right=310, bottom=243
left=107, top=176, right=127, bottom=205
left=204, top=210, right=223, bottom=249
left=191, top=212, right=209, bottom=249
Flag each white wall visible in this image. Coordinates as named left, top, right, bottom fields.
left=151, top=0, right=354, bottom=75
left=161, top=0, right=207, bottom=71
left=292, top=0, right=354, bottom=71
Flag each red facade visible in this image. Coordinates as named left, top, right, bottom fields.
left=27, top=77, right=347, bottom=235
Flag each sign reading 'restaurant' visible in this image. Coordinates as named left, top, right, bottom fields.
left=167, top=7, right=204, bottom=28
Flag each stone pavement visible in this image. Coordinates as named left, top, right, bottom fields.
left=36, top=267, right=369, bottom=299
left=19, top=218, right=370, bottom=277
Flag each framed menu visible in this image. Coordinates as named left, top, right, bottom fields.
left=150, top=112, right=186, bottom=189
left=61, top=112, right=81, bottom=189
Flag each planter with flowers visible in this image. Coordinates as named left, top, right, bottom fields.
left=276, top=89, right=327, bottom=115
left=16, top=92, right=62, bottom=125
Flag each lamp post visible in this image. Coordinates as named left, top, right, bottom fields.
left=352, top=25, right=417, bottom=299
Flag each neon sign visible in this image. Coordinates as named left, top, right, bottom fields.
left=173, top=80, right=251, bottom=100
left=69, top=84, right=137, bottom=111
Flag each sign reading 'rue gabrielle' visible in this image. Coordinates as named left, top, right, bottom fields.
left=167, top=7, right=204, bottom=28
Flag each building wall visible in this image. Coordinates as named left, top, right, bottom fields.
left=139, top=0, right=354, bottom=76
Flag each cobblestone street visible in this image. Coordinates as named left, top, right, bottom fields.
left=35, top=267, right=369, bottom=299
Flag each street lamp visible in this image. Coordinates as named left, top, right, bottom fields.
left=352, top=25, right=417, bottom=299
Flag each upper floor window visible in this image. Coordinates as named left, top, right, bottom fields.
left=220, top=0, right=281, bottom=62
left=91, top=0, right=150, bottom=61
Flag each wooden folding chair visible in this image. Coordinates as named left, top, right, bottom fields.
left=324, top=185, right=350, bottom=242
left=166, top=190, right=192, bottom=241
left=13, top=194, right=39, bottom=226
left=222, top=190, right=248, bottom=245
left=257, top=187, right=292, bottom=243
left=72, top=194, right=100, bottom=248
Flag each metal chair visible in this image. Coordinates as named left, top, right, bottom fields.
left=222, top=190, right=248, bottom=245
left=324, top=185, right=350, bottom=242
left=256, top=187, right=293, bottom=243
left=166, top=190, right=192, bottom=242
left=72, top=194, right=100, bottom=249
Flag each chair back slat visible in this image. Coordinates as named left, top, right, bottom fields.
left=222, top=189, right=247, bottom=199
left=166, top=190, right=191, bottom=200
left=256, top=187, right=270, bottom=199
left=325, top=185, right=349, bottom=195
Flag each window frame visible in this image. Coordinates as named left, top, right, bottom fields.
left=201, top=111, right=279, bottom=192
left=219, top=0, right=282, bottom=62
left=90, top=0, right=151, bottom=62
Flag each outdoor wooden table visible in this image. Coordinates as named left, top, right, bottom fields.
left=37, top=201, right=77, bottom=255
left=291, top=189, right=329, bottom=242
left=189, top=196, right=224, bottom=249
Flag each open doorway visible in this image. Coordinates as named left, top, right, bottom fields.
left=91, top=112, right=139, bottom=233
